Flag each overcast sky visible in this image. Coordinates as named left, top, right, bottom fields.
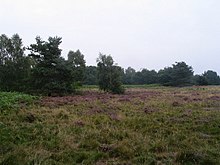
left=1, top=0, right=220, bottom=74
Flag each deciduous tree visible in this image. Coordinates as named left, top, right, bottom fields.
left=158, top=62, right=193, bottom=86
left=97, top=53, right=124, bottom=94
left=0, top=34, right=31, bottom=91
left=84, top=66, right=98, bottom=85
left=67, top=50, right=86, bottom=85
left=203, top=70, right=220, bottom=85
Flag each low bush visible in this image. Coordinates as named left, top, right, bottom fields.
left=0, top=92, right=37, bottom=112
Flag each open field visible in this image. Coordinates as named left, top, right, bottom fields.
left=0, top=86, right=220, bottom=164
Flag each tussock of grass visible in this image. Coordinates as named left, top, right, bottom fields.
left=0, top=86, right=220, bottom=164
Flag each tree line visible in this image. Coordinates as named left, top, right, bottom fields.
left=1, top=34, right=220, bottom=95
left=85, top=63, right=220, bottom=86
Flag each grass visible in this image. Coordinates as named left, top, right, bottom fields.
left=82, top=84, right=162, bottom=90
left=0, top=92, right=38, bottom=113
left=123, top=84, right=162, bottom=88
left=0, top=86, right=220, bottom=164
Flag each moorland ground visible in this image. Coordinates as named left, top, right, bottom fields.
left=0, top=86, right=220, bottom=164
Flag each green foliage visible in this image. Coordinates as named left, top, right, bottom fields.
left=158, top=67, right=173, bottom=86
left=0, top=92, right=37, bottom=112
left=123, top=67, right=136, bottom=84
left=141, top=69, right=158, bottom=84
left=203, top=70, right=220, bottom=85
left=123, top=67, right=158, bottom=85
left=0, top=34, right=31, bottom=92
left=193, top=74, right=208, bottom=85
left=133, top=71, right=143, bottom=84
left=158, top=62, right=194, bottom=86
left=193, top=70, right=220, bottom=86
left=97, top=53, right=124, bottom=94
left=28, top=36, right=75, bottom=95
left=1, top=33, right=219, bottom=95
left=171, top=62, right=194, bottom=86
left=135, top=69, right=158, bottom=85
left=84, top=66, right=98, bottom=85
left=1, top=87, right=220, bottom=164
left=67, top=50, right=86, bottom=84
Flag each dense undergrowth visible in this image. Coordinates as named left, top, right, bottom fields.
left=0, top=86, right=220, bottom=164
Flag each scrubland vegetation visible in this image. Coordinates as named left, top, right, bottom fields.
left=1, top=34, right=220, bottom=95
left=1, top=34, right=220, bottom=164
left=0, top=92, right=37, bottom=113
left=1, top=86, right=220, bottom=164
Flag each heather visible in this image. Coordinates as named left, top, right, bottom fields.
left=1, top=86, right=220, bottom=164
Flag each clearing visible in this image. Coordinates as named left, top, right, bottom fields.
left=0, top=86, right=220, bottom=164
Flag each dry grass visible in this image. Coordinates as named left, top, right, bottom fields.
left=1, top=86, right=220, bottom=164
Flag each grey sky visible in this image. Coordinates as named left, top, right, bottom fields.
left=1, top=0, right=220, bottom=74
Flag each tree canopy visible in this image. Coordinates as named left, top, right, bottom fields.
left=28, top=36, right=75, bottom=94
left=97, top=53, right=124, bottom=94
left=67, top=50, right=86, bottom=85
left=203, top=70, right=220, bottom=85
left=0, top=33, right=219, bottom=95
left=0, top=34, right=31, bottom=91
left=158, top=62, right=193, bottom=86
